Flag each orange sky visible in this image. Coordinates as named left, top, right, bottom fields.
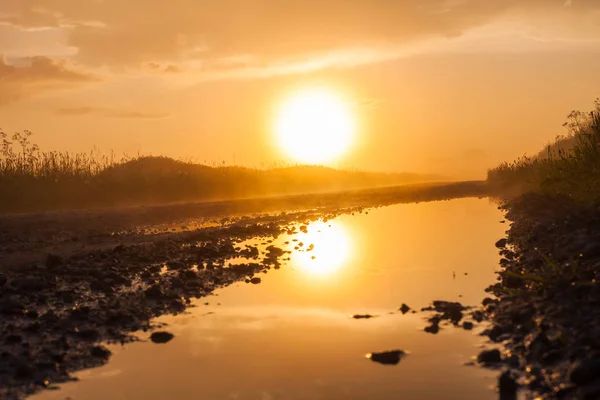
left=0, top=0, right=599, bottom=178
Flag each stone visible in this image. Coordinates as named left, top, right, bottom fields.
left=498, top=370, right=519, bottom=400
left=496, top=239, right=508, bottom=249
left=166, top=261, right=185, bottom=270
left=352, top=314, right=375, bottom=319
left=477, top=349, right=502, bottom=364
left=368, top=350, right=406, bottom=365
left=144, top=285, right=164, bottom=299
left=570, top=359, right=600, bottom=386
left=424, top=323, right=440, bottom=334
left=150, top=331, right=174, bottom=344
left=90, top=346, right=111, bottom=359
left=399, top=304, right=411, bottom=314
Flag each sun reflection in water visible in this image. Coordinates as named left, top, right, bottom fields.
left=290, top=221, right=352, bottom=277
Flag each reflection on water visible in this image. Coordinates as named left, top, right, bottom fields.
left=33, top=199, right=507, bottom=400
left=288, top=221, right=352, bottom=277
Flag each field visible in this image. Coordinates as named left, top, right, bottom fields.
left=0, top=130, right=443, bottom=214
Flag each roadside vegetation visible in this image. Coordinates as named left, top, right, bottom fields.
left=0, top=130, right=442, bottom=213
left=483, top=99, right=600, bottom=398
left=487, top=99, right=600, bottom=203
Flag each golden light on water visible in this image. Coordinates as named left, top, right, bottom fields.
left=274, top=88, right=355, bottom=165
left=290, top=221, right=352, bottom=277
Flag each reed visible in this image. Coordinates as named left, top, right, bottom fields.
left=0, top=130, right=438, bottom=213
left=487, top=99, right=600, bottom=203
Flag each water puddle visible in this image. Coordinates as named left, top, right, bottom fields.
left=34, top=198, right=506, bottom=400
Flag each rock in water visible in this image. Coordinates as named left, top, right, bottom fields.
left=424, top=323, right=440, bottom=334
left=150, top=331, right=174, bottom=344
left=90, top=346, right=111, bottom=359
left=477, top=349, right=502, bottom=364
left=498, top=370, right=518, bottom=400
left=352, top=314, right=375, bottom=319
left=495, top=238, right=508, bottom=249
left=368, top=350, right=407, bottom=365
left=399, top=303, right=411, bottom=314
left=569, top=358, right=600, bottom=385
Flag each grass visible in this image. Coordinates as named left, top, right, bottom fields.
left=0, top=129, right=443, bottom=213
left=487, top=99, right=600, bottom=203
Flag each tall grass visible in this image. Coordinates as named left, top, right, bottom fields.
left=487, top=99, right=600, bottom=203
left=0, top=129, right=439, bottom=213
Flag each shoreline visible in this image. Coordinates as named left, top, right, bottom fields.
left=480, top=192, right=600, bottom=399
left=0, top=180, right=488, bottom=269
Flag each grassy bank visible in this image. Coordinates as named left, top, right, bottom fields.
left=482, top=100, right=600, bottom=398
left=0, top=130, right=442, bottom=213
left=487, top=99, right=600, bottom=203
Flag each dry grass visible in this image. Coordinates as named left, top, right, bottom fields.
left=0, top=130, right=441, bottom=213
left=487, top=99, right=600, bottom=203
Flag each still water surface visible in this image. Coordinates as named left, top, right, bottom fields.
left=35, top=198, right=507, bottom=400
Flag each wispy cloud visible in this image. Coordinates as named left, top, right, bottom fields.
left=55, top=106, right=171, bottom=119
left=0, top=55, right=96, bottom=105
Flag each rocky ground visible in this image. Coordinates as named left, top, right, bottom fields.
left=0, top=206, right=365, bottom=399
left=475, top=193, right=600, bottom=399
left=0, top=182, right=491, bottom=399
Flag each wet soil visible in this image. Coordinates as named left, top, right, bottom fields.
left=477, top=193, right=600, bottom=399
left=0, top=183, right=491, bottom=399
left=0, top=181, right=487, bottom=265
left=0, top=206, right=368, bottom=399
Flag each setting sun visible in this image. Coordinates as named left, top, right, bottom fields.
left=274, top=89, right=355, bottom=164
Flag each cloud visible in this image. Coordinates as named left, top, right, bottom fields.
left=1, top=0, right=599, bottom=76
left=0, top=55, right=96, bottom=105
left=55, top=106, right=171, bottom=119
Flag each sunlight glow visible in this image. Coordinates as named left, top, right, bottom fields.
left=274, top=88, right=355, bottom=164
left=291, top=221, right=352, bottom=277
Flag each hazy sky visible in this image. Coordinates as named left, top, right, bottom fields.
left=1, top=0, right=599, bottom=178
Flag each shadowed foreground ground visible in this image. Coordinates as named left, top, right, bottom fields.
left=0, top=180, right=489, bottom=399
left=0, top=180, right=488, bottom=266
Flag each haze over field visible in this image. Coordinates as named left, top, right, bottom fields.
left=1, top=1, right=599, bottom=178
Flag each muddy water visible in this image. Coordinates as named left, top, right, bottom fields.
left=34, top=198, right=507, bottom=400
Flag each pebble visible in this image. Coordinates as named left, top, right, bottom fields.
left=477, top=349, right=502, bottom=364
left=495, top=239, right=508, bottom=249
left=352, top=314, right=375, bottom=319
left=150, top=331, right=174, bottom=344
left=399, top=304, right=411, bottom=314
left=498, top=370, right=519, bottom=400
left=368, top=350, right=406, bottom=365
left=569, top=358, right=600, bottom=386
left=90, top=346, right=111, bottom=359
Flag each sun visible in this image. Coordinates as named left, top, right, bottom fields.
left=274, top=88, right=355, bottom=164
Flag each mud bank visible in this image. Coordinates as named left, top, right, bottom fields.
left=0, top=207, right=360, bottom=399
left=482, top=193, right=600, bottom=399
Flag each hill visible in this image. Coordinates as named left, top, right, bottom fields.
left=0, top=132, right=445, bottom=213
